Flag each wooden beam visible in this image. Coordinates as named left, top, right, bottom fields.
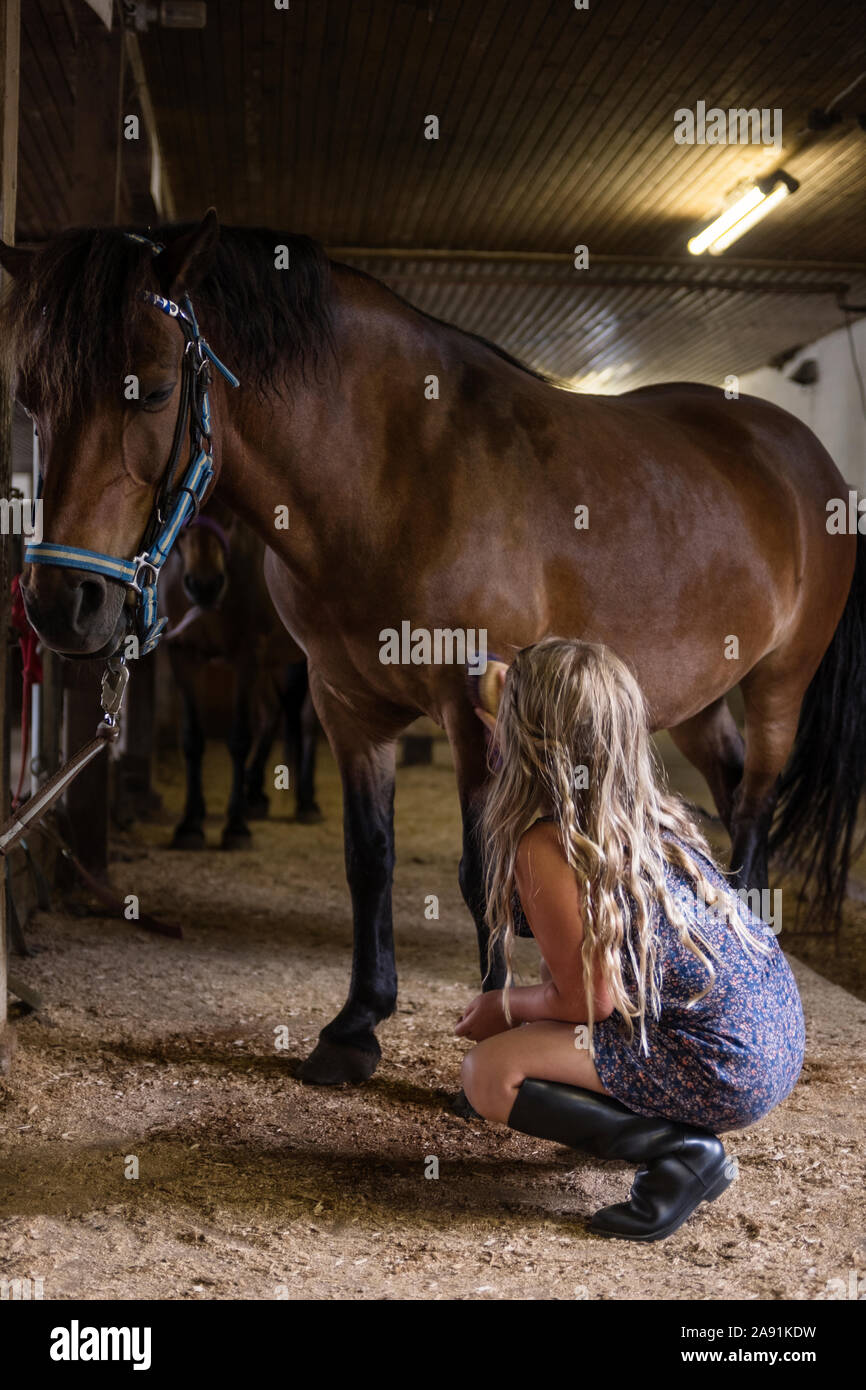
left=0, top=0, right=20, bottom=1072
left=82, top=0, right=113, bottom=26
left=124, top=32, right=175, bottom=221
left=326, top=247, right=866, bottom=275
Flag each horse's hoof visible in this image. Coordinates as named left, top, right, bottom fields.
left=245, top=795, right=270, bottom=821
left=220, top=826, right=252, bottom=851
left=296, top=1037, right=380, bottom=1085
left=170, top=827, right=206, bottom=850
left=451, top=1088, right=482, bottom=1120
left=296, top=803, right=324, bottom=825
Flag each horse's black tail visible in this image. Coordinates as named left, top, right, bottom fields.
left=769, top=530, right=866, bottom=927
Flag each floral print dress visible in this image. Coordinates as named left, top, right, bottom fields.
left=517, top=826, right=806, bottom=1133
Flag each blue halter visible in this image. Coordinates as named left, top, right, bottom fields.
left=24, top=233, right=240, bottom=657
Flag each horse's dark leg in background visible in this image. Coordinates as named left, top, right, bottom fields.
left=222, top=670, right=253, bottom=849
left=297, top=673, right=401, bottom=1084
left=244, top=697, right=281, bottom=819
left=282, top=661, right=321, bottom=822
left=172, top=683, right=207, bottom=850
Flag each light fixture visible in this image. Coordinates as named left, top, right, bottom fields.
left=687, top=172, right=798, bottom=256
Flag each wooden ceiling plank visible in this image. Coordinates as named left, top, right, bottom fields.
left=456, top=0, right=654, bottom=248
left=573, top=0, right=856, bottom=252
left=321, top=0, right=394, bottom=241
left=519, top=0, right=779, bottom=249
left=611, top=0, right=862, bottom=254
left=373, top=0, right=475, bottom=245
left=324, top=1, right=379, bottom=240
left=393, top=0, right=562, bottom=246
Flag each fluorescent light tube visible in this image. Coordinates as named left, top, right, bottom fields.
left=688, top=174, right=797, bottom=255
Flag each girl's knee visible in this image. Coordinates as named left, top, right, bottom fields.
left=461, top=1040, right=524, bottom=1124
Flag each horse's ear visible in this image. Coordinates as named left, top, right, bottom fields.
left=155, top=209, right=219, bottom=296
left=0, top=241, right=35, bottom=279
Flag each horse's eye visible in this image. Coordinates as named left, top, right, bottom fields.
left=141, top=384, right=176, bottom=410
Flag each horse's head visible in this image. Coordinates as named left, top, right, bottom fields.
left=0, top=212, right=221, bottom=657
left=175, top=514, right=231, bottom=610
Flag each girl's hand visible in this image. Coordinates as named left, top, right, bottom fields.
left=455, top=989, right=512, bottom=1041
left=474, top=705, right=498, bottom=735
left=473, top=662, right=508, bottom=738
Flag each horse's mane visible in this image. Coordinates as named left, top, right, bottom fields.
left=0, top=223, right=335, bottom=419
left=0, top=221, right=554, bottom=418
left=332, top=260, right=559, bottom=387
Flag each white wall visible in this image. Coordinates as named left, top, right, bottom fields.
left=739, top=316, right=866, bottom=493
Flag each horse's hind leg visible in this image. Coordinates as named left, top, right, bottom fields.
left=728, top=656, right=806, bottom=900
left=667, top=697, right=745, bottom=832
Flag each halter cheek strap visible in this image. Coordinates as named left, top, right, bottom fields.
left=24, top=234, right=240, bottom=658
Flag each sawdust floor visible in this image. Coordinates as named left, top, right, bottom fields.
left=1, top=735, right=865, bottom=1301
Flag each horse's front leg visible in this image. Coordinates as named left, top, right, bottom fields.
left=297, top=691, right=399, bottom=1084
left=244, top=694, right=279, bottom=820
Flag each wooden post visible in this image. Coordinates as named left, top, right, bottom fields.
left=0, top=0, right=20, bottom=1071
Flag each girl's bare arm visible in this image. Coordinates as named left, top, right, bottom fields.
left=508, top=826, right=614, bottom=1025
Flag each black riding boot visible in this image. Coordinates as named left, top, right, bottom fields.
left=507, top=1078, right=732, bottom=1242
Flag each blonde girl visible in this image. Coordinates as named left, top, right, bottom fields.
left=456, top=637, right=805, bottom=1241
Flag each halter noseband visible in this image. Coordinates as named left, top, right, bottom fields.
left=24, top=232, right=240, bottom=658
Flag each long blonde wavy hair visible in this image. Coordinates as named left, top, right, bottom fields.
left=480, top=637, right=772, bottom=1055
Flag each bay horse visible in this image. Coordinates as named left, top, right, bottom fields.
left=2, top=214, right=863, bottom=1088
left=161, top=497, right=321, bottom=849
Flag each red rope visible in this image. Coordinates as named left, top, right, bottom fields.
left=10, top=574, right=43, bottom=811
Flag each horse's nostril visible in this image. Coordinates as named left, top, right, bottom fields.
left=77, top=577, right=106, bottom=622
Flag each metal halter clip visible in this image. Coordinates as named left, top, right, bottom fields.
left=130, top=554, right=159, bottom=594
left=100, top=659, right=130, bottom=729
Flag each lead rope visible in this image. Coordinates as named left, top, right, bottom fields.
left=0, top=657, right=128, bottom=859
left=0, top=657, right=182, bottom=941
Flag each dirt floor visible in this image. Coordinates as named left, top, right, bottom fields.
left=1, top=733, right=865, bottom=1301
